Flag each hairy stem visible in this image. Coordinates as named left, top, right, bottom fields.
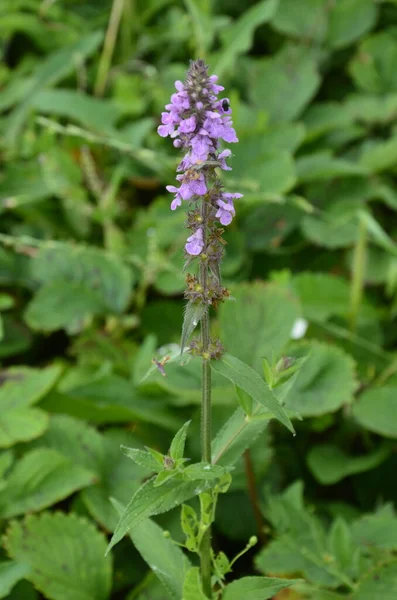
left=199, top=196, right=212, bottom=598
left=349, top=217, right=367, bottom=333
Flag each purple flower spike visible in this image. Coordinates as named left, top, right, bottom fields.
left=158, top=59, right=242, bottom=259
left=185, top=228, right=204, bottom=255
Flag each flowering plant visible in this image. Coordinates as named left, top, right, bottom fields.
left=107, top=60, right=297, bottom=599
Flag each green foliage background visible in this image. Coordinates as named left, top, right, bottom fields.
left=1, top=0, right=397, bottom=598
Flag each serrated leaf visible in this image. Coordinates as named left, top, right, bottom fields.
left=219, top=282, right=299, bottom=373
left=4, top=512, right=112, bottom=600
left=352, top=560, right=397, bottom=599
left=223, top=576, right=301, bottom=600
left=0, top=448, right=96, bottom=518
left=121, top=447, right=162, bottom=472
left=181, top=302, right=206, bottom=352
left=328, top=518, right=354, bottom=571
left=169, top=420, right=191, bottom=461
left=106, top=478, right=210, bottom=554
left=214, top=0, right=279, bottom=76
left=307, top=444, right=390, bottom=485
left=182, top=567, right=207, bottom=600
left=184, top=462, right=227, bottom=481
left=211, top=353, right=294, bottom=433
left=113, top=499, right=190, bottom=600
left=181, top=504, right=199, bottom=552
left=351, top=508, right=397, bottom=550
left=353, top=386, right=397, bottom=438
left=283, top=341, right=357, bottom=417
left=34, top=415, right=148, bottom=531
left=0, top=561, right=31, bottom=599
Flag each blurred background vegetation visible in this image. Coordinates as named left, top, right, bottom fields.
left=2, top=0, right=397, bottom=598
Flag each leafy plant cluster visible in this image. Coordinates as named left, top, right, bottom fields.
left=1, top=0, right=397, bottom=598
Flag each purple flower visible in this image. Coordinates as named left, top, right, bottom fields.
left=158, top=59, right=242, bottom=257
left=185, top=228, right=204, bottom=255
left=216, top=200, right=235, bottom=226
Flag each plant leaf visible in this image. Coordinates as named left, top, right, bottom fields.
left=0, top=448, right=96, bottom=518
left=169, top=420, right=191, bottom=461
left=211, top=353, right=294, bottom=433
left=181, top=302, right=206, bottom=352
left=106, top=478, right=210, bottom=554
left=223, top=576, right=302, bottom=600
left=4, top=512, right=112, bottom=600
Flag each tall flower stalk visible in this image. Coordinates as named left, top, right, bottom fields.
left=158, top=59, right=241, bottom=596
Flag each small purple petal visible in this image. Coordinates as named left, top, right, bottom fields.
left=185, top=227, right=204, bottom=256
left=171, top=197, right=182, bottom=210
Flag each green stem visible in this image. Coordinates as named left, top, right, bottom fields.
left=199, top=198, right=212, bottom=599
left=94, top=0, right=125, bottom=97
left=349, top=217, right=367, bottom=333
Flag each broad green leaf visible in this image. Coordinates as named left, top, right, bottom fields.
left=49, top=369, right=180, bottom=430
left=0, top=365, right=61, bottom=448
left=296, top=151, right=366, bottom=182
left=0, top=365, right=62, bottom=410
left=5, top=31, right=103, bottom=146
left=232, top=150, right=296, bottom=195
left=223, top=576, right=301, bottom=600
left=0, top=448, right=95, bottom=518
left=28, top=242, right=133, bottom=322
left=169, top=420, right=191, bottom=461
left=0, top=561, right=30, bottom=599
left=106, top=478, right=210, bottom=554
left=249, top=43, right=320, bottom=122
left=327, top=0, right=377, bottom=49
left=293, top=272, right=376, bottom=322
left=219, top=283, right=299, bottom=373
left=25, top=281, right=106, bottom=333
left=352, top=560, right=397, bottom=599
left=113, top=500, right=190, bottom=600
left=181, top=302, right=206, bottom=351
left=4, top=512, right=112, bottom=600
left=214, top=0, right=279, bottom=76
left=359, top=137, right=397, bottom=173
left=351, top=508, right=397, bottom=550
left=31, top=89, right=120, bottom=131
left=271, top=0, right=327, bottom=43
left=182, top=567, right=207, bottom=600
left=301, top=200, right=361, bottom=249
left=349, top=31, right=397, bottom=93
left=211, top=353, right=294, bottom=433
left=212, top=407, right=269, bottom=466
left=307, top=444, right=390, bottom=485
left=33, top=415, right=148, bottom=531
left=353, top=386, right=397, bottom=438
left=0, top=408, right=48, bottom=449
left=283, top=342, right=357, bottom=417
left=303, top=102, right=352, bottom=142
